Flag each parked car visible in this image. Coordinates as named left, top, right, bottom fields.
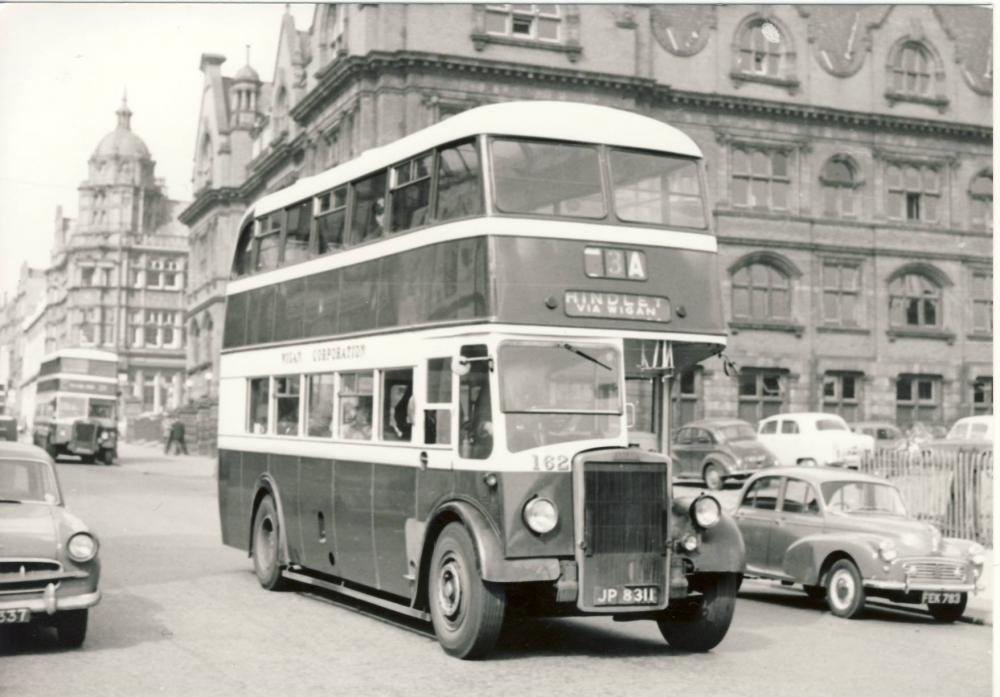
left=850, top=421, right=907, bottom=452
left=671, top=418, right=777, bottom=490
left=0, top=415, right=16, bottom=442
left=0, top=441, right=101, bottom=647
left=757, top=413, right=874, bottom=469
left=734, top=467, right=986, bottom=621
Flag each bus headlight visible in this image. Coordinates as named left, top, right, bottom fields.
left=691, top=495, right=721, bottom=529
left=523, top=498, right=558, bottom=535
left=67, top=533, right=98, bottom=562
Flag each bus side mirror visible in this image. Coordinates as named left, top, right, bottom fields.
left=451, top=359, right=472, bottom=377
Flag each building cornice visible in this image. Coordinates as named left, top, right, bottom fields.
left=178, top=187, right=245, bottom=225
left=291, top=50, right=991, bottom=142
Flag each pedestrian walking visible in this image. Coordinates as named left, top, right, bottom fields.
left=164, top=417, right=189, bottom=455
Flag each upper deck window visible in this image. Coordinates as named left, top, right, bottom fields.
left=284, top=201, right=311, bottom=264
left=491, top=138, right=605, bottom=219
left=315, top=186, right=348, bottom=254
left=610, top=149, right=706, bottom=229
left=390, top=152, right=432, bottom=233
left=233, top=220, right=255, bottom=277
left=350, top=171, right=388, bottom=245
left=256, top=213, right=282, bottom=272
left=436, top=141, right=483, bottom=221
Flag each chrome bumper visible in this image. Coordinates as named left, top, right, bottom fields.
left=864, top=579, right=979, bottom=593
left=0, top=584, right=101, bottom=615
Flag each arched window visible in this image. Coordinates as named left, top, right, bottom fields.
left=736, top=19, right=786, bottom=77
left=891, top=42, right=932, bottom=96
left=821, top=157, right=860, bottom=218
left=969, top=172, right=992, bottom=231
left=889, top=272, right=941, bottom=328
left=732, top=262, right=791, bottom=321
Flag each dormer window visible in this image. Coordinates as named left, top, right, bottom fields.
left=891, top=42, right=931, bottom=97
left=485, top=4, right=561, bottom=42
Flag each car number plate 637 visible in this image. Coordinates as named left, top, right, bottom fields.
left=921, top=591, right=962, bottom=605
left=0, top=609, right=31, bottom=623
left=594, top=585, right=659, bottom=606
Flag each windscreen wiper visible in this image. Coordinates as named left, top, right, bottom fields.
left=560, top=343, right=611, bottom=371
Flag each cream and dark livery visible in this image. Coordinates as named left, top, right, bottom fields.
left=0, top=442, right=101, bottom=647
left=735, top=467, right=986, bottom=621
left=217, top=102, right=745, bottom=658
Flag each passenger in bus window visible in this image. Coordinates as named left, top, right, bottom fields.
left=342, top=400, right=373, bottom=440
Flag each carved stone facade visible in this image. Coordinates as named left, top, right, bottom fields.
left=183, top=4, right=992, bottom=449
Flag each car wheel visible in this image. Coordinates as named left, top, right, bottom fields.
left=657, top=572, right=738, bottom=652
left=56, top=609, right=88, bottom=648
left=252, top=495, right=288, bottom=591
left=428, top=522, right=506, bottom=659
left=927, top=593, right=967, bottom=623
left=804, top=585, right=826, bottom=601
left=703, top=463, right=724, bottom=491
left=825, top=559, right=866, bottom=619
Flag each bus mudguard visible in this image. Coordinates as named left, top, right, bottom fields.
left=410, top=500, right=561, bottom=593
left=249, top=473, right=292, bottom=568
left=688, top=512, right=746, bottom=574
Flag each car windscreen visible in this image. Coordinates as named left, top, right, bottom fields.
left=816, top=419, right=848, bottom=431
left=821, top=481, right=906, bottom=516
left=719, top=424, right=756, bottom=441
left=0, top=459, right=59, bottom=504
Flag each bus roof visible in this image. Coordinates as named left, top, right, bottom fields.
left=41, top=348, right=118, bottom=363
left=250, top=101, right=703, bottom=219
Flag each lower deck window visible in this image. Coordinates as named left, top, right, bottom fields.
left=274, top=377, right=300, bottom=435
left=340, top=372, right=374, bottom=440
left=248, top=378, right=269, bottom=434
left=306, top=373, right=335, bottom=437
left=382, top=368, right=414, bottom=441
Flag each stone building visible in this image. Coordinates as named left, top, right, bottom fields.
left=183, top=4, right=992, bottom=450
left=1, top=97, right=191, bottom=429
left=0, top=263, right=46, bottom=419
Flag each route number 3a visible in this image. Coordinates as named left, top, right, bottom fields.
left=531, top=454, right=570, bottom=471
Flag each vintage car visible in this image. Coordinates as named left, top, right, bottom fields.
left=935, top=415, right=993, bottom=449
left=734, top=467, right=986, bottom=621
left=0, top=442, right=101, bottom=646
left=757, top=413, right=874, bottom=469
left=850, top=421, right=908, bottom=452
left=671, top=418, right=777, bottom=490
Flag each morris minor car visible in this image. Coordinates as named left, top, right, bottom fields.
left=671, top=418, right=777, bottom=490
left=0, top=442, right=101, bottom=646
left=734, top=467, right=985, bottom=621
left=757, top=413, right=874, bottom=469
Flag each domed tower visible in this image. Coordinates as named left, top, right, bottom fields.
left=79, top=94, right=164, bottom=234
left=230, top=51, right=261, bottom=131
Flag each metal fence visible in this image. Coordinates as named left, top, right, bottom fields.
left=859, top=449, right=993, bottom=546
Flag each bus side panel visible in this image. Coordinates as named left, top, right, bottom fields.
left=269, top=454, right=302, bottom=565
left=218, top=449, right=245, bottom=550
left=453, top=469, right=503, bottom=532
left=242, top=451, right=269, bottom=542
left=415, top=468, right=454, bottom=521
left=298, top=456, right=336, bottom=573
left=372, top=464, right=417, bottom=598
left=333, top=460, right=377, bottom=588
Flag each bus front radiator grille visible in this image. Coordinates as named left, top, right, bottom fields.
left=582, top=463, right=667, bottom=556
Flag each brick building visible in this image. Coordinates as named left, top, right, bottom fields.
left=182, top=4, right=992, bottom=451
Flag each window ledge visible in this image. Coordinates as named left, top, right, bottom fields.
left=885, top=91, right=949, bottom=113
left=729, top=319, right=804, bottom=337
left=730, top=71, right=800, bottom=94
left=471, top=33, right=582, bottom=62
left=817, top=325, right=870, bottom=336
left=967, top=332, right=994, bottom=342
left=887, top=327, right=956, bottom=344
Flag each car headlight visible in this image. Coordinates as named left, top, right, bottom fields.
left=523, top=497, right=558, bottom=535
left=67, top=532, right=98, bottom=562
left=691, top=495, right=721, bottom=529
left=878, top=539, right=897, bottom=562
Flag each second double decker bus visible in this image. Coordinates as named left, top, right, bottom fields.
left=218, top=101, right=743, bottom=658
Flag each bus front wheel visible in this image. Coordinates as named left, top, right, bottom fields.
left=428, top=522, right=506, bottom=659
left=656, top=572, right=738, bottom=652
left=251, top=495, right=288, bottom=591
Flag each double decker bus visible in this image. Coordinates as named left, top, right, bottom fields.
left=32, top=349, right=119, bottom=465
left=218, top=101, right=743, bottom=658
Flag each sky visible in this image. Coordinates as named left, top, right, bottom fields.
left=0, top=2, right=315, bottom=300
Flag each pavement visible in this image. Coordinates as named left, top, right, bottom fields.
left=114, top=440, right=995, bottom=626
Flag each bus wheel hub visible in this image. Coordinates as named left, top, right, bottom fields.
left=438, top=560, right=463, bottom=619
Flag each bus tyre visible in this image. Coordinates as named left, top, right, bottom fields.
left=657, top=572, right=738, bottom=652
left=928, top=593, right=967, bottom=623
left=252, top=495, right=288, bottom=591
left=825, top=559, right=865, bottom=619
left=703, top=463, right=724, bottom=491
left=56, top=609, right=88, bottom=648
left=101, top=449, right=116, bottom=466
left=428, top=522, right=506, bottom=659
